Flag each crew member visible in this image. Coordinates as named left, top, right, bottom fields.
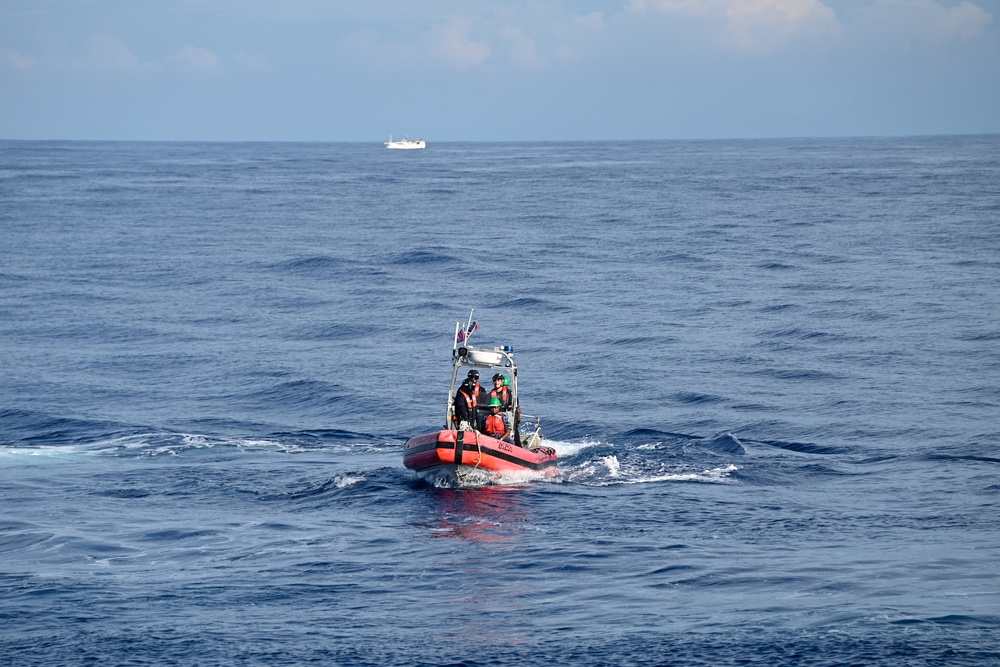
left=490, top=373, right=512, bottom=410
left=482, top=398, right=512, bottom=441
left=466, top=369, right=488, bottom=405
left=453, top=370, right=488, bottom=430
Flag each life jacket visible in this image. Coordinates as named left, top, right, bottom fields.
left=456, top=386, right=478, bottom=417
left=490, top=386, right=510, bottom=408
left=484, top=413, right=506, bottom=437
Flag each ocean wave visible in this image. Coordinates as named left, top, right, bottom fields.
left=0, top=408, right=132, bottom=447
left=0, top=431, right=389, bottom=461
left=270, top=254, right=350, bottom=274
left=244, top=379, right=349, bottom=410
left=388, top=249, right=461, bottom=266
left=563, top=454, right=739, bottom=486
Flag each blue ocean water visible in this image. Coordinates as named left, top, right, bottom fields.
left=1, top=136, right=999, bottom=666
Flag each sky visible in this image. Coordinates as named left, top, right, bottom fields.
left=1, top=0, right=998, bottom=141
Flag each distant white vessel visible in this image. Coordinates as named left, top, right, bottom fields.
left=385, top=136, right=426, bottom=150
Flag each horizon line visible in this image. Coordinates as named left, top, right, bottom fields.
left=2, top=132, right=999, bottom=144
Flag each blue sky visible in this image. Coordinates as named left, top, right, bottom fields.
left=1, top=0, right=998, bottom=141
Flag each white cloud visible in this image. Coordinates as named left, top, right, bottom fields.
left=554, top=11, right=605, bottom=61
left=41, top=34, right=231, bottom=79
left=499, top=25, right=546, bottom=68
left=628, top=0, right=705, bottom=13
left=72, top=33, right=160, bottom=75
left=430, top=19, right=491, bottom=69
left=725, top=0, right=841, bottom=51
left=627, top=0, right=841, bottom=52
left=337, top=10, right=605, bottom=71
left=1, top=47, right=36, bottom=72
left=166, top=44, right=225, bottom=75
left=625, top=0, right=994, bottom=53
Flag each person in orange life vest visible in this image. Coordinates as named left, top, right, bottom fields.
left=453, top=370, right=488, bottom=430
left=482, top=397, right=512, bottom=441
left=501, top=374, right=523, bottom=440
left=466, top=369, right=488, bottom=406
left=490, top=373, right=512, bottom=410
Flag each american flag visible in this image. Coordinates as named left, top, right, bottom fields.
left=456, top=321, right=478, bottom=344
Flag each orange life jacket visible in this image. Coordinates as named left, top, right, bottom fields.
left=459, top=385, right=481, bottom=408
left=455, top=386, right=478, bottom=423
left=490, top=386, right=510, bottom=408
left=484, top=413, right=506, bottom=437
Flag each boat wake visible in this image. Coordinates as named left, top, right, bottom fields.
left=413, top=435, right=742, bottom=488
left=547, top=438, right=740, bottom=486
left=562, top=454, right=739, bottom=486
left=0, top=430, right=389, bottom=463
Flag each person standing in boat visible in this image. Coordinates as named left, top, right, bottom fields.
left=453, top=370, right=488, bottom=431
left=482, top=398, right=512, bottom=441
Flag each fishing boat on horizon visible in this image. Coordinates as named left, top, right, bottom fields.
left=385, top=136, right=426, bottom=150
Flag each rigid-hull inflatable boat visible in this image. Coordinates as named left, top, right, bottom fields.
left=403, top=313, right=557, bottom=482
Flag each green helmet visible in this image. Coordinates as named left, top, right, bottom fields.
left=503, top=376, right=511, bottom=387
left=488, top=397, right=503, bottom=408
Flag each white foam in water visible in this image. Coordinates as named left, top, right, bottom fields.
left=547, top=438, right=601, bottom=457
left=603, top=455, right=622, bottom=477
left=629, top=463, right=739, bottom=485
left=88, top=433, right=348, bottom=457
left=6, top=431, right=384, bottom=461
left=0, top=445, right=84, bottom=464
left=489, top=468, right=549, bottom=487
left=562, top=456, right=739, bottom=486
left=334, top=474, right=365, bottom=488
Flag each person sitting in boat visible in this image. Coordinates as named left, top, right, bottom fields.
left=497, top=374, right=524, bottom=445
left=482, top=398, right=512, bottom=441
left=490, top=373, right=512, bottom=410
left=453, top=371, right=488, bottom=431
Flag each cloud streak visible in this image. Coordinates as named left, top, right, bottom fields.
left=3, top=33, right=228, bottom=79
left=431, top=19, right=490, bottom=70
left=71, top=33, right=160, bottom=76
left=499, top=25, right=546, bottom=68
left=166, top=45, right=225, bottom=76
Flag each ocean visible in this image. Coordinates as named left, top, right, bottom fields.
left=1, top=136, right=998, bottom=666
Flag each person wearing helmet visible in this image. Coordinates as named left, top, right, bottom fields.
left=453, top=370, right=488, bottom=431
left=495, top=373, right=524, bottom=445
left=490, top=373, right=512, bottom=410
left=481, top=397, right=512, bottom=441
left=467, top=370, right=488, bottom=406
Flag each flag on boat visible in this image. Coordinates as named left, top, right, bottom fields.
left=457, top=321, right=478, bottom=344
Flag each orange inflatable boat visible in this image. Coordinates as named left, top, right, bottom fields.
left=404, top=429, right=557, bottom=476
left=403, top=312, right=558, bottom=481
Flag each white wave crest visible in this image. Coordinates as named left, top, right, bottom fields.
left=546, top=438, right=603, bottom=457
left=629, top=463, right=739, bottom=485
left=334, top=474, right=365, bottom=488
left=564, top=459, right=739, bottom=486
left=0, top=445, right=84, bottom=465
left=603, top=455, right=621, bottom=477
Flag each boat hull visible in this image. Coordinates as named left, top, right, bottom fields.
left=403, top=430, right=557, bottom=476
left=385, top=140, right=426, bottom=149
